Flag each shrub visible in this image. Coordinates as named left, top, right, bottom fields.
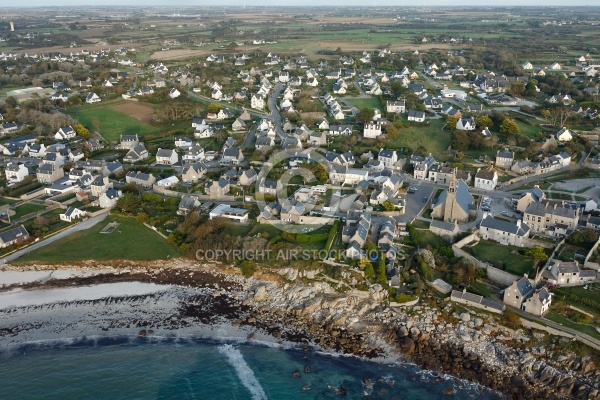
left=239, top=260, right=257, bottom=277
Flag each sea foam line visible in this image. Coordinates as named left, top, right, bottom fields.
left=218, top=344, right=268, bottom=400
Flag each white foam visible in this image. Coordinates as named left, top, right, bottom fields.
left=0, top=282, right=172, bottom=309
left=218, top=344, right=268, bottom=400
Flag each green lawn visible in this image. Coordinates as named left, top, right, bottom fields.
left=545, top=311, right=600, bottom=341
left=345, top=96, right=384, bottom=111
left=68, top=106, right=159, bottom=143
left=13, top=203, right=46, bottom=219
left=16, top=216, right=180, bottom=263
left=387, top=119, right=450, bottom=159
left=469, top=240, right=533, bottom=276
left=555, top=284, right=600, bottom=306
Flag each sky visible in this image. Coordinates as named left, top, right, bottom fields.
left=3, top=1, right=600, bottom=6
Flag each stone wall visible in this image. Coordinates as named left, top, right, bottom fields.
left=584, top=236, right=600, bottom=271
left=453, top=232, right=521, bottom=287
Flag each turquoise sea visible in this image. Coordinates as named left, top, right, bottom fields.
left=0, top=337, right=504, bottom=400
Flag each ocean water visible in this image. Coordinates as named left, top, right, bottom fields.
left=0, top=337, right=504, bottom=400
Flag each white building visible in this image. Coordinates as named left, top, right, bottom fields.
left=474, top=170, right=498, bottom=190
left=208, top=204, right=249, bottom=223
left=363, top=123, right=382, bottom=139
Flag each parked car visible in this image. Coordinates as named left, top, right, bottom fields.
left=482, top=207, right=490, bottom=212
left=422, top=197, right=428, bottom=203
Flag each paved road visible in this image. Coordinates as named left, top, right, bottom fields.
left=1, top=213, right=108, bottom=264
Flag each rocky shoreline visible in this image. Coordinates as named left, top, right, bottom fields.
left=1, top=261, right=599, bottom=400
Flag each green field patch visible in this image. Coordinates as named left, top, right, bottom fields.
left=68, top=106, right=160, bottom=144
left=469, top=239, right=533, bottom=276
left=13, top=203, right=46, bottom=219
left=545, top=310, right=600, bottom=341
left=345, top=96, right=384, bottom=110
left=16, top=215, right=180, bottom=263
left=386, top=119, right=450, bottom=159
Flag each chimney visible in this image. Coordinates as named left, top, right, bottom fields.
left=516, top=219, right=521, bottom=228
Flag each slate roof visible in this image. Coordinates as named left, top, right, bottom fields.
left=480, top=216, right=530, bottom=237
left=0, top=225, right=28, bottom=244
left=514, top=277, right=534, bottom=297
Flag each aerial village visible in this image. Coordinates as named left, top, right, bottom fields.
left=1, top=19, right=600, bottom=341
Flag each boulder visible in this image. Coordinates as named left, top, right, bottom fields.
left=399, top=336, right=415, bottom=355
left=459, top=312, right=470, bottom=322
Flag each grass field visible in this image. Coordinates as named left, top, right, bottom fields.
left=68, top=105, right=160, bottom=144
left=545, top=310, right=600, bottom=341
left=16, top=216, right=180, bottom=263
left=387, top=119, right=450, bottom=159
left=345, top=96, right=384, bottom=111
left=469, top=240, right=533, bottom=276
left=13, top=203, right=46, bottom=219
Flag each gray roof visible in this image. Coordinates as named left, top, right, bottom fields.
left=378, top=149, right=395, bottom=159
left=525, top=200, right=578, bottom=219
left=451, top=290, right=505, bottom=312
left=156, top=148, right=175, bottom=158
left=0, top=225, right=28, bottom=244
left=480, top=216, right=530, bottom=237
left=514, top=277, right=534, bottom=297
left=496, top=149, right=514, bottom=159
left=430, top=219, right=457, bottom=232
left=475, top=170, right=496, bottom=180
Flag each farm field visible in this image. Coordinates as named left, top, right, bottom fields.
left=68, top=103, right=159, bottom=144
left=16, top=216, right=181, bottom=263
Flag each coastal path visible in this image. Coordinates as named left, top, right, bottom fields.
left=510, top=306, right=600, bottom=351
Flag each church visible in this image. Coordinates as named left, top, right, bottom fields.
left=431, top=173, right=475, bottom=223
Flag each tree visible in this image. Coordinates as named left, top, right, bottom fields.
left=357, top=107, right=375, bottom=124
left=364, top=263, right=375, bottom=278
left=475, top=115, right=493, bottom=129
left=382, top=201, right=395, bottom=211
left=115, top=192, right=142, bottom=213
left=525, top=246, right=548, bottom=267
left=385, top=124, right=399, bottom=139
left=445, top=115, right=458, bottom=130
left=73, top=123, right=92, bottom=140
left=207, top=103, right=222, bottom=113
left=451, top=130, right=470, bottom=150
left=358, top=257, right=372, bottom=271
left=499, top=118, right=520, bottom=135
left=376, top=257, right=387, bottom=285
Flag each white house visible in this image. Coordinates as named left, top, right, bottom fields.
left=386, top=100, right=405, bottom=114
left=85, top=92, right=101, bottom=103
left=521, top=61, right=534, bottom=70
left=474, top=170, right=498, bottom=190
left=479, top=216, right=531, bottom=247
left=407, top=110, right=425, bottom=122
left=363, top=123, right=382, bottom=139
left=456, top=117, right=476, bottom=131
left=59, top=206, right=86, bottom=222
left=155, top=148, right=178, bottom=165
left=5, top=163, right=29, bottom=184
left=549, top=62, right=562, bottom=70
left=54, top=126, right=76, bottom=140
left=208, top=204, right=249, bottom=223
left=169, top=88, right=181, bottom=99
left=156, top=176, right=179, bottom=188
left=556, top=127, right=573, bottom=142
left=251, top=93, right=265, bottom=110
